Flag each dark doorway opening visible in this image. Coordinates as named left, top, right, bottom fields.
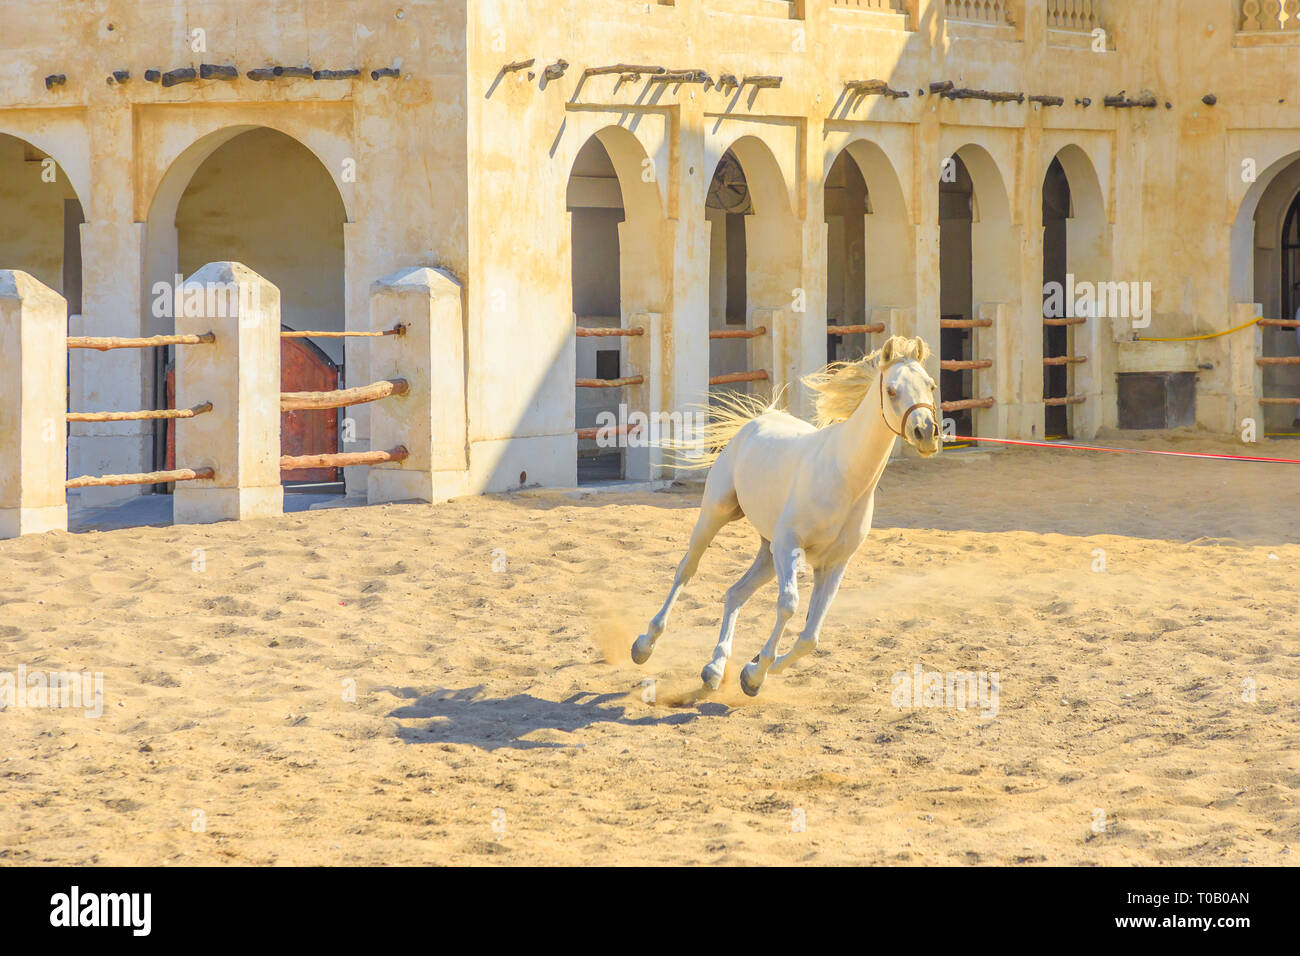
left=825, top=150, right=870, bottom=365
left=939, top=155, right=974, bottom=435
left=1042, top=158, right=1072, bottom=438
left=568, top=136, right=627, bottom=484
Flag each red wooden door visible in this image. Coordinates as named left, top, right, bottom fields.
left=164, top=339, right=342, bottom=483
left=280, top=336, right=341, bottom=483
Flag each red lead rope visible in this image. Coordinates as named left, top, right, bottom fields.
left=948, top=434, right=1300, bottom=464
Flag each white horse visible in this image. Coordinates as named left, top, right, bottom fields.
left=631, top=335, right=941, bottom=696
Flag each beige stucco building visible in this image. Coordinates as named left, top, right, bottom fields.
left=3, top=0, right=1300, bottom=508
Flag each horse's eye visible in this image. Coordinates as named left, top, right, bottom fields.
left=886, top=386, right=898, bottom=398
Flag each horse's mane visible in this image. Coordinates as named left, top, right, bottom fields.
left=666, top=334, right=930, bottom=470
left=804, top=334, right=930, bottom=428
left=664, top=387, right=785, bottom=470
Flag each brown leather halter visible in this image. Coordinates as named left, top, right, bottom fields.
left=879, top=376, right=937, bottom=440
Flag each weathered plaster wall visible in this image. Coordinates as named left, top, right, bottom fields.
left=4, top=0, right=1300, bottom=506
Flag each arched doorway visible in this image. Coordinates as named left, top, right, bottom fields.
left=1040, top=145, right=1110, bottom=440
left=824, top=140, right=914, bottom=367
left=938, top=145, right=1016, bottom=438
left=705, top=137, right=798, bottom=408
left=0, top=133, right=85, bottom=475
left=568, top=135, right=628, bottom=482
left=150, top=127, right=347, bottom=490
left=825, top=150, right=869, bottom=363
left=0, top=133, right=83, bottom=303
left=1274, top=189, right=1300, bottom=432
left=1230, top=151, right=1300, bottom=436
left=707, top=149, right=755, bottom=394
left=938, top=154, right=977, bottom=435
left=1041, top=158, right=1073, bottom=437
left=565, top=125, right=670, bottom=484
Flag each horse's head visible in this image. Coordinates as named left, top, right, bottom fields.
left=879, top=337, right=941, bottom=457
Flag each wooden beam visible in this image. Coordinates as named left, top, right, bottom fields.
left=67, top=467, right=213, bottom=489
left=575, top=376, right=645, bottom=388
left=846, top=79, right=909, bottom=98
left=68, top=332, right=215, bottom=350
left=281, top=378, right=409, bottom=411
left=67, top=403, right=213, bottom=423
left=709, top=370, right=769, bottom=386
left=709, top=326, right=767, bottom=339
left=280, top=446, right=409, bottom=471
left=827, top=324, right=886, bottom=335
left=940, top=397, right=995, bottom=412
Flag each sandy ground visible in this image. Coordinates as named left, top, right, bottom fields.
left=2, top=430, right=1298, bottom=866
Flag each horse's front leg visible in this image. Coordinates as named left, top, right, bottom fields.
left=769, top=560, right=848, bottom=675
left=700, top=538, right=775, bottom=690
left=739, top=539, right=801, bottom=697
left=631, top=500, right=738, bottom=664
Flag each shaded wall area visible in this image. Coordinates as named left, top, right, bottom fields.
left=175, top=128, right=346, bottom=364
left=0, top=133, right=81, bottom=307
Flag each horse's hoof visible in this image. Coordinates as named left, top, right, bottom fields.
left=700, top=661, right=724, bottom=690
left=739, top=662, right=763, bottom=697
left=630, top=635, right=654, bottom=665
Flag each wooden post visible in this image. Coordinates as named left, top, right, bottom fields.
left=172, top=262, right=284, bottom=524
left=0, top=271, right=68, bottom=538
left=367, top=266, right=470, bottom=504
left=756, top=308, right=800, bottom=415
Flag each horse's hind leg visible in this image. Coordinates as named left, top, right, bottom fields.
left=739, top=538, right=801, bottom=696
left=631, top=493, right=739, bottom=665
left=769, top=560, right=847, bottom=675
left=700, top=538, right=775, bottom=689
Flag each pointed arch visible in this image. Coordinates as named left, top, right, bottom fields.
left=565, top=124, right=671, bottom=482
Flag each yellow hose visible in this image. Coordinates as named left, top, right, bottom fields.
left=1133, top=317, right=1262, bottom=342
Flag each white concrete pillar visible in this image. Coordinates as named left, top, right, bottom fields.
left=870, top=307, right=919, bottom=459
left=791, top=301, right=826, bottom=422
left=1229, top=302, right=1265, bottom=437
left=172, top=262, right=284, bottom=524
left=368, top=266, right=470, bottom=504
left=913, top=218, right=944, bottom=403
left=754, top=307, right=804, bottom=415
left=974, top=301, right=1017, bottom=437
left=670, top=202, right=713, bottom=419
left=670, top=96, right=714, bottom=428
left=0, top=271, right=68, bottom=538
left=874, top=306, right=914, bottom=339
left=1074, top=300, right=1108, bottom=440
left=341, top=219, right=372, bottom=498
left=1066, top=215, right=1114, bottom=439
left=625, top=311, right=663, bottom=480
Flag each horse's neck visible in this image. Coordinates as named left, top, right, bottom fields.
left=831, top=374, right=897, bottom=496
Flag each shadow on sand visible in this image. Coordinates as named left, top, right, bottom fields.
left=382, top=684, right=731, bottom=750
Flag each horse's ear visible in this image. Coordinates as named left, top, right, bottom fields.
left=880, top=335, right=900, bottom=365
left=913, top=336, right=930, bottom=362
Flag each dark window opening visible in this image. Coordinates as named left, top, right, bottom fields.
left=596, top=349, right=620, bottom=380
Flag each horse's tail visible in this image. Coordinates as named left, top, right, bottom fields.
left=660, top=387, right=786, bottom=471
